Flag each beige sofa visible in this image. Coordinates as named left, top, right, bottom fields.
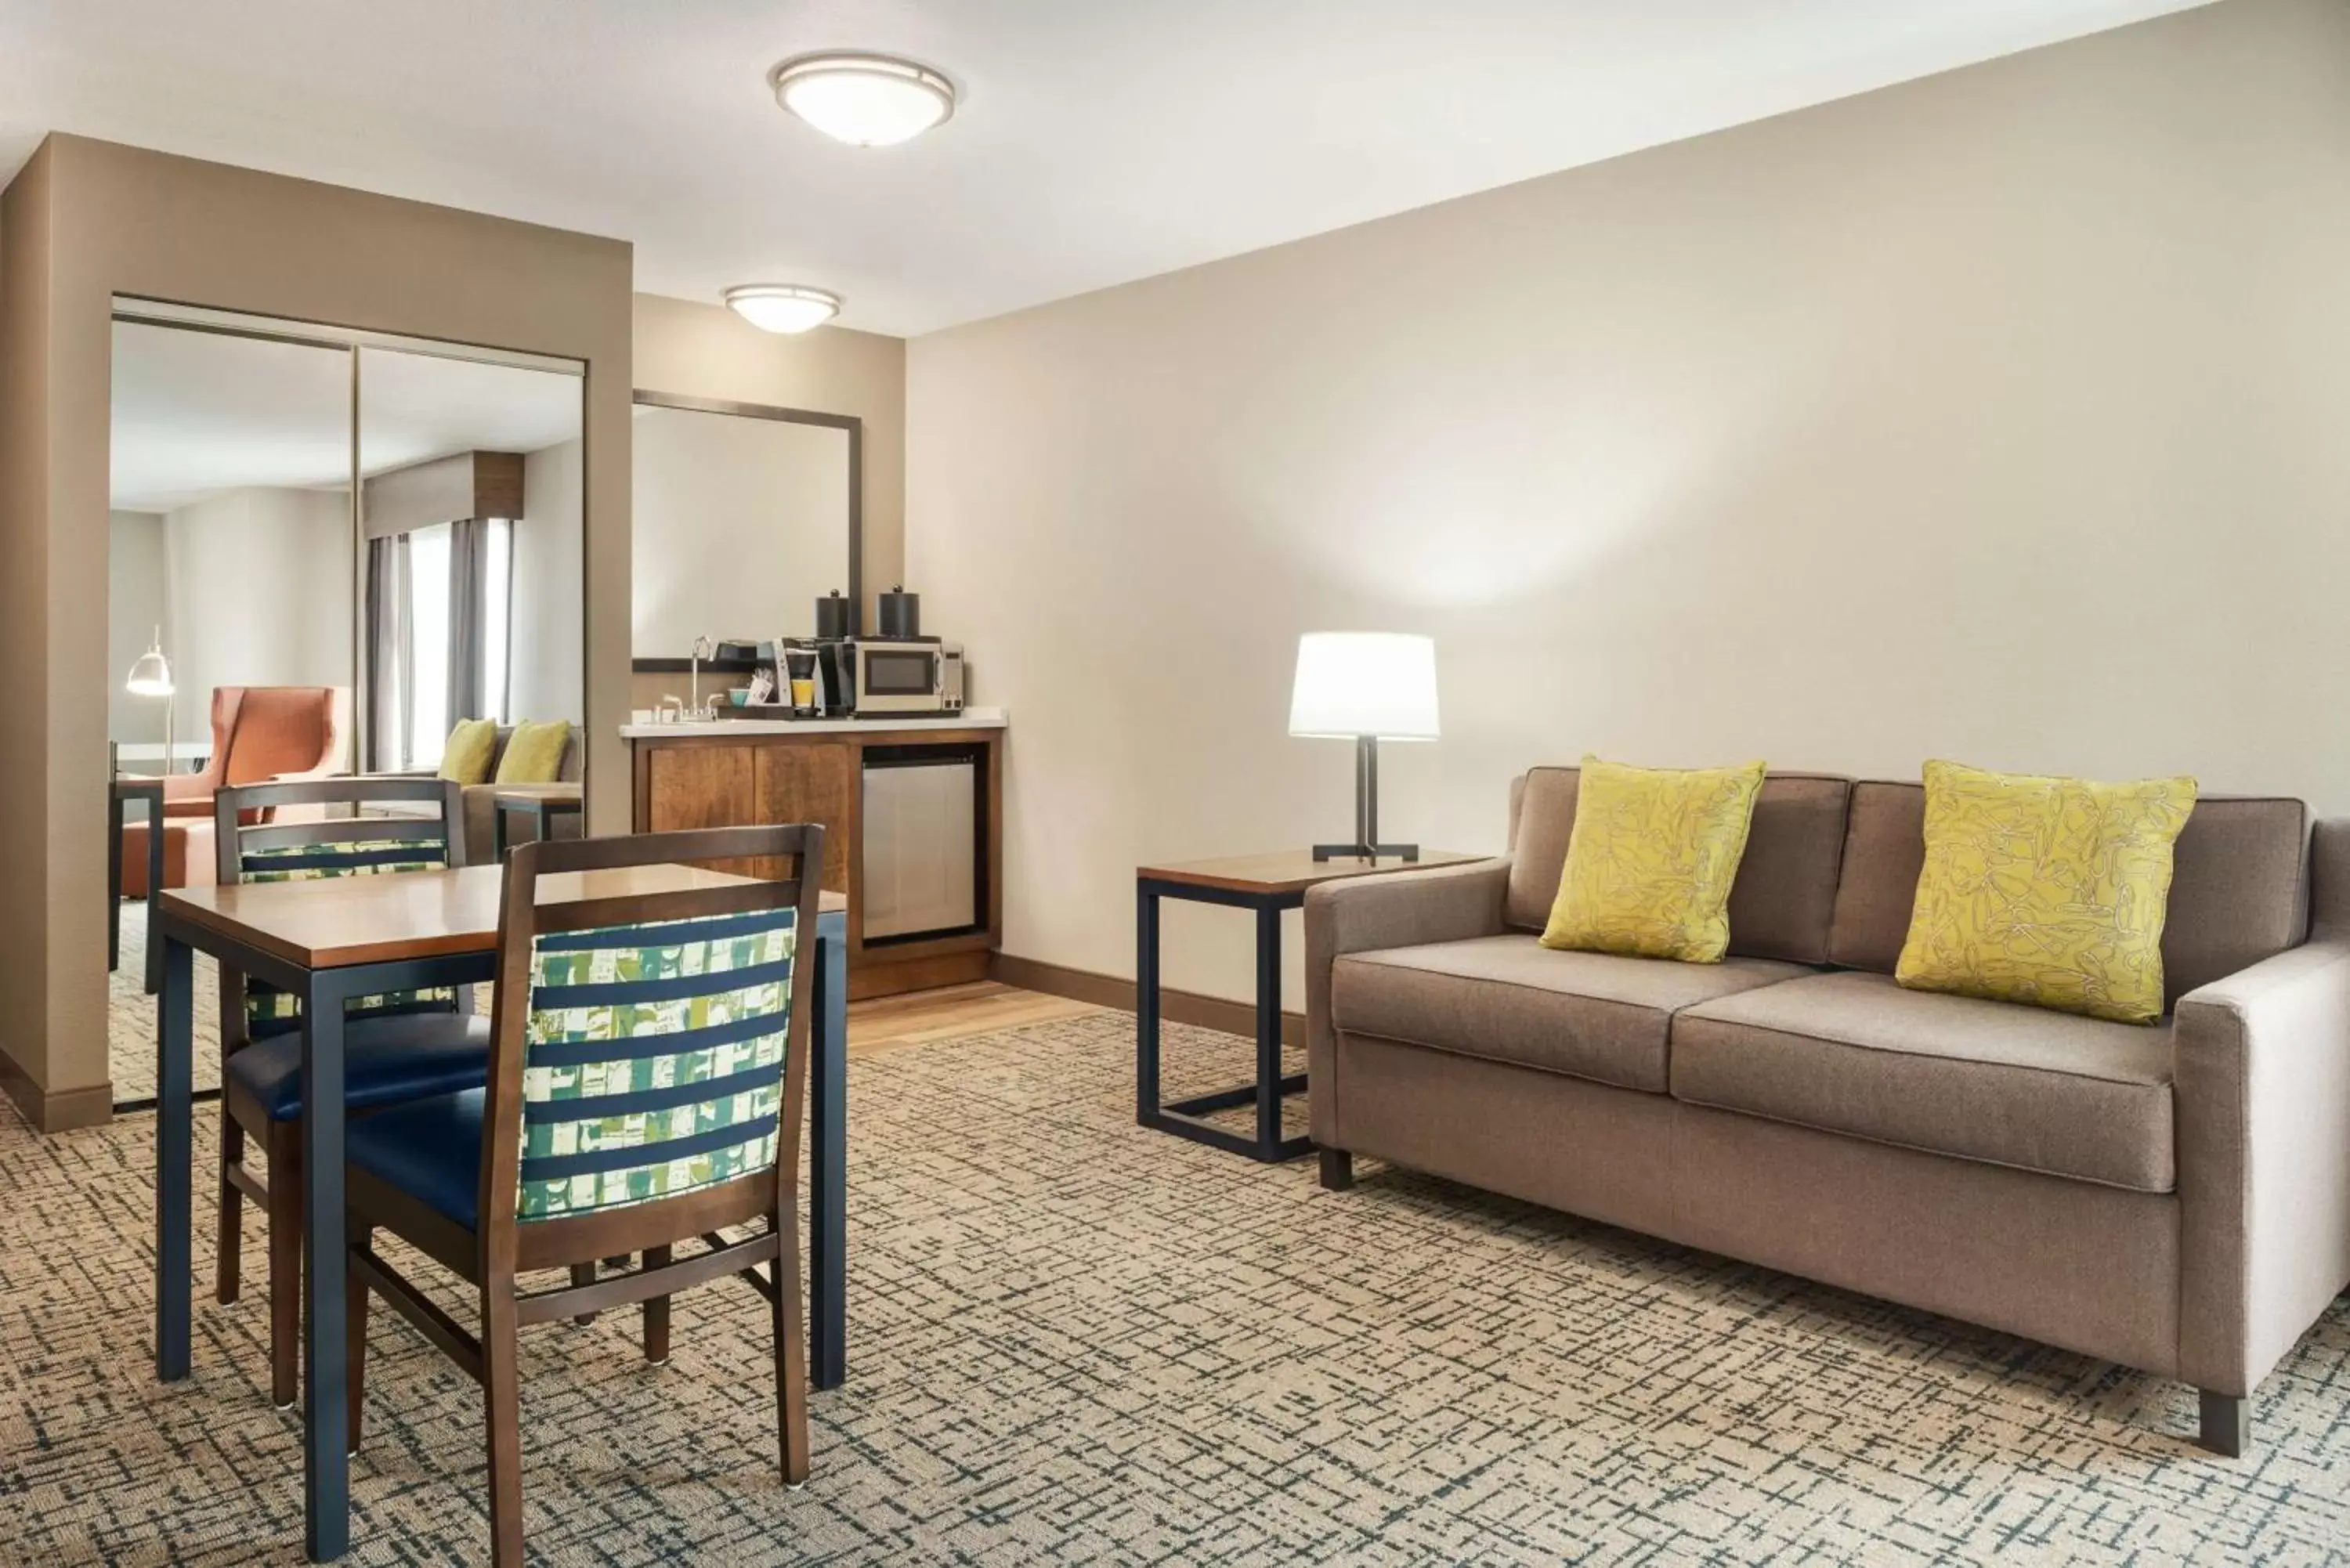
left=1306, top=767, right=2350, bottom=1457
left=385, top=724, right=583, bottom=864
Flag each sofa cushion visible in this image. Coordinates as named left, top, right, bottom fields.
left=1332, top=933, right=1809, bottom=1093
left=1672, top=970, right=2175, bottom=1191
left=1828, top=781, right=2309, bottom=1007
left=1507, top=767, right=1849, bottom=965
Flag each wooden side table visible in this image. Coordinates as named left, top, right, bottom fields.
left=1135, top=850, right=1489, bottom=1162
left=490, top=786, right=583, bottom=861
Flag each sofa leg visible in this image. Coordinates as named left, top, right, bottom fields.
left=1318, top=1147, right=1354, bottom=1191
left=2196, top=1390, right=2248, bottom=1458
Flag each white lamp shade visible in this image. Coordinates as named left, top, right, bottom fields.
left=125, top=630, right=174, bottom=697
left=1288, top=632, right=1439, bottom=740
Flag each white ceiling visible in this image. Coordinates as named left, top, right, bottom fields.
left=110, top=322, right=582, bottom=512
left=9, top=0, right=2207, bottom=338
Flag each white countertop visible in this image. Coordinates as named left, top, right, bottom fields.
left=621, top=706, right=1006, bottom=739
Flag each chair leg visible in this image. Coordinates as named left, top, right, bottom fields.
left=215, top=1108, right=247, bottom=1304
left=482, top=1277, right=526, bottom=1567
left=770, top=1212, right=810, bottom=1487
left=570, top=1263, right=598, bottom=1326
left=266, top=1121, right=303, bottom=1410
left=642, top=1246, right=671, bottom=1366
left=347, top=1223, right=372, bottom=1457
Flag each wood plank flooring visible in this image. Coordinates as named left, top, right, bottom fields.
left=847, top=981, right=1103, bottom=1057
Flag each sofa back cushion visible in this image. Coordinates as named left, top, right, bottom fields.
left=1506, top=766, right=1851, bottom=964
left=1828, top=780, right=2311, bottom=1004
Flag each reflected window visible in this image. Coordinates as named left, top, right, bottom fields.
left=395, top=518, right=514, bottom=771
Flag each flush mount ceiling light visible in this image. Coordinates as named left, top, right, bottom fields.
left=771, top=52, right=956, bottom=147
left=724, top=284, right=843, bottom=334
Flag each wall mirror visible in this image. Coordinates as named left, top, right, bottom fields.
left=631, top=391, right=860, bottom=660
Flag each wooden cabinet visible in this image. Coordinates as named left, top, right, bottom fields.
left=631, top=724, right=1003, bottom=999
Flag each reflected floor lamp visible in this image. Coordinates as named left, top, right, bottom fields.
left=125, top=625, right=175, bottom=774
left=1289, top=631, right=1439, bottom=863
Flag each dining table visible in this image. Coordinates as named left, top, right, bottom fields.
left=151, top=862, right=852, bottom=1563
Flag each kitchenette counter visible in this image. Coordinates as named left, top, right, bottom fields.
left=627, top=711, right=1005, bottom=1000
left=619, top=706, right=1006, bottom=740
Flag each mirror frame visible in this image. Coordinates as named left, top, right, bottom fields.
left=629, top=388, right=864, bottom=640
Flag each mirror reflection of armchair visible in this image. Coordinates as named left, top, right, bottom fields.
left=120, top=685, right=352, bottom=896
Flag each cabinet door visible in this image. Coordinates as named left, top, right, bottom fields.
left=644, top=744, right=760, bottom=876
left=753, top=742, right=855, bottom=892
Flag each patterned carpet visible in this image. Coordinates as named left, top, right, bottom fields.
left=12, top=1009, right=2350, bottom=1564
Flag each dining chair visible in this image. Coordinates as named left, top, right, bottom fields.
left=340, top=825, right=823, bottom=1566
left=213, top=775, right=490, bottom=1408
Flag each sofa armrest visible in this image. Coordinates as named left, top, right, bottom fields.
left=1303, top=857, right=1509, bottom=1147
left=2174, top=938, right=2350, bottom=1396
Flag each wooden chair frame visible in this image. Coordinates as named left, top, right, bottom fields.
left=343, top=825, right=824, bottom=1566
left=212, top=776, right=468, bottom=1407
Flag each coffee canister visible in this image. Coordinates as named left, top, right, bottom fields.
left=815, top=590, right=855, bottom=641
left=877, top=585, right=920, bottom=639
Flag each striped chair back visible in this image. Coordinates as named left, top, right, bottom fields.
left=483, top=826, right=823, bottom=1236
left=215, top=777, right=468, bottom=1039
left=516, top=905, right=798, bottom=1220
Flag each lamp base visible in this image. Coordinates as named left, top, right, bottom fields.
left=1311, top=842, right=1419, bottom=864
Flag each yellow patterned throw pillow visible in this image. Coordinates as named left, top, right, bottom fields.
left=1540, top=756, right=1768, bottom=964
left=1896, top=760, right=2197, bottom=1024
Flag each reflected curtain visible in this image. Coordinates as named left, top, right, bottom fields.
left=447, top=517, right=490, bottom=725
left=364, top=533, right=410, bottom=771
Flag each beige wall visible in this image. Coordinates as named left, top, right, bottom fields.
left=107, top=508, right=164, bottom=739
left=633, top=294, right=905, bottom=630
left=906, top=0, right=2350, bottom=1013
left=0, top=135, right=633, bottom=1124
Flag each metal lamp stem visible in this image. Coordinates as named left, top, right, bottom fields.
left=1311, top=734, right=1419, bottom=863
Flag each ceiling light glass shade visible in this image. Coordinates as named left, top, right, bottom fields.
left=1289, top=632, right=1440, bottom=740
left=125, top=627, right=174, bottom=696
left=772, top=52, right=956, bottom=146
left=723, top=284, right=843, bottom=334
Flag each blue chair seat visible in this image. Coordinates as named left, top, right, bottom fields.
left=345, top=1088, right=485, bottom=1230
left=224, top=1014, right=493, bottom=1123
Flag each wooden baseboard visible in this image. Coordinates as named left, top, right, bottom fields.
left=989, top=952, right=1305, bottom=1048
left=0, top=1050, right=113, bottom=1132
left=850, top=949, right=991, bottom=1001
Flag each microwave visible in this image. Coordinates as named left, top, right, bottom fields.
left=852, top=639, right=964, bottom=717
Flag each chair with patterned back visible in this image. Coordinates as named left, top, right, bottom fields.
left=212, top=775, right=490, bottom=1408
left=341, top=824, right=824, bottom=1566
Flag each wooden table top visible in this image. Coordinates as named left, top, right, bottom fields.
left=1137, top=849, right=1491, bottom=896
left=161, top=864, right=847, bottom=971
left=490, top=785, right=584, bottom=804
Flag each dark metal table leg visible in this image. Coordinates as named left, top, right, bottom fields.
left=1254, top=904, right=1282, bottom=1157
left=144, top=807, right=165, bottom=995
left=1136, top=883, right=1162, bottom=1124
left=155, top=930, right=193, bottom=1382
left=300, top=978, right=349, bottom=1561
left=109, top=792, right=124, bottom=973
left=494, top=804, right=510, bottom=862
left=809, top=909, right=848, bottom=1392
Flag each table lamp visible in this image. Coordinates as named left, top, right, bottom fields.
left=125, top=625, right=175, bottom=775
left=1289, top=631, right=1439, bottom=862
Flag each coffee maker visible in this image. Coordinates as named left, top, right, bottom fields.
left=777, top=590, right=860, bottom=718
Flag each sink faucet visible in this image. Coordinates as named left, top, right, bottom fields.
left=690, top=636, right=717, bottom=720
left=657, top=695, right=686, bottom=724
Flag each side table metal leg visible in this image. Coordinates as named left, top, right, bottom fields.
left=145, top=808, right=165, bottom=995
left=1136, top=884, right=1162, bottom=1124
left=1254, top=904, right=1282, bottom=1158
